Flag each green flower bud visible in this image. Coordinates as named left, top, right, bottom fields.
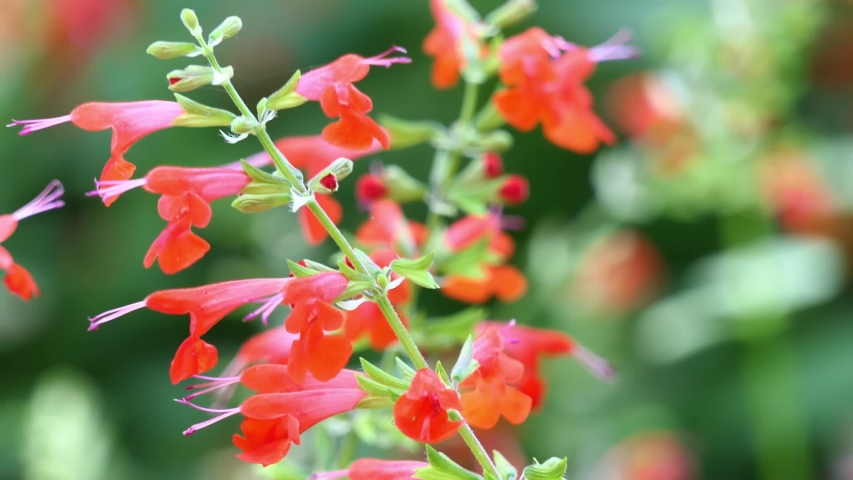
left=308, top=158, right=354, bottom=194
left=231, top=192, right=292, bottom=213
left=230, top=116, right=260, bottom=135
left=180, top=9, right=201, bottom=36
left=146, top=41, right=199, bottom=60
left=167, top=65, right=216, bottom=92
left=267, top=70, right=308, bottom=111
left=208, top=16, right=242, bottom=46
left=171, top=93, right=236, bottom=128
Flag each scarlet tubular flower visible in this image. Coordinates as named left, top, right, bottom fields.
left=176, top=367, right=366, bottom=466
left=476, top=321, right=615, bottom=410
left=89, top=166, right=251, bottom=273
left=9, top=101, right=185, bottom=184
left=459, top=325, right=531, bottom=429
left=0, top=180, right=64, bottom=300
left=423, top=0, right=471, bottom=89
left=312, top=459, right=429, bottom=480
left=87, top=278, right=292, bottom=383
left=281, top=272, right=352, bottom=383
left=393, top=369, right=463, bottom=443
left=296, top=47, right=410, bottom=150
left=493, top=28, right=635, bottom=153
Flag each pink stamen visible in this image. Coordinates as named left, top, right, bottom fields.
left=12, top=180, right=65, bottom=221
left=573, top=345, right=617, bottom=382
left=7, top=115, right=72, bottom=135
left=175, top=399, right=241, bottom=435
left=363, top=45, right=412, bottom=68
left=87, top=300, right=146, bottom=331
left=183, top=374, right=241, bottom=400
left=86, top=178, right=147, bottom=203
left=243, top=293, right=284, bottom=325
left=556, top=29, right=639, bottom=63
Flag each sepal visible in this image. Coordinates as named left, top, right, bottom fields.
left=268, top=70, right=308, bottom=111
left=355, top=358, right=408, bottom=400
left=167, top=65, right=219, bottom=92
left=522, top=458, right=567, bottom=480
left=208, top=16, right=242, bottom=47
left=146, top=41, right=201, bottom=59
left=231, top=116, right=260, bottom=135
left=450, top=335, right=480, bottom=384
left=390, top=253, right=439, bottom=289
left=171, top=93, right=237, bottom=127
left=415, top=445, right=483, bottom=480
left=378, top=114, right=444, bottom=150
left=308, top=158, right=353, bottom=194
left=493, top=451, right=518, bottom=480
left=396, top=358, right=417, bottom=382
left=231, top=193, right=292, bottom=213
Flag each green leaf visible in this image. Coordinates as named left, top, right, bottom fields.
left=378, top=114, right=444, bottom=150
left=493, top=451, right=518, bottom=480
left=435, top=361, right=451, bottom=385
left=450, top=335, right=480, bottom=383
left=171, top=93, right=236, bottom=127
left=522, top=458, right=567, bottom=480
left=396, top=358, right=417, bottom=382
left=287, top=259, right=318, bottom=278
left=416, top=445, right=483, bottom=480
left=360, top=358, right=410, bottom=390
left=390, top=252, right=440, bottom=289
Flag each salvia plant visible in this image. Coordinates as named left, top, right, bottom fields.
left=5, top=1, right=637, bottom=478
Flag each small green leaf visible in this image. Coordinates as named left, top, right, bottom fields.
left=396, top=358, right=417, bottom=382
left=172, top=93, right=236, bottom=127
left=391, top=252, right=440, bottom=289
left=522, top=458, right=567, bottom=480
left=360, top=358, right=410, bottom=390
left=287, top=259, right=318, bottom=278
left=493, top=451, right=518, bottom=480
left=418, top=445, right=483, bottom=480
left=355, top=374, right=396, bottom=397
left=450, top=335, right=480, bottom=383
left=378, top=114, right=444, bottom=150
left=435, top=361, right=452, bottom=385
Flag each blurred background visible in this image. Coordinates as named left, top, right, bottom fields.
left=2, top=0, right=853, bottom=479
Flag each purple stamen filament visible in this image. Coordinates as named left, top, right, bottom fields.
left=87, top=300, right=146, bottom=331
left=86, top=178, right=147, bottom=202
left=175, top=398, right=241, bottom=436
left=13, top=180, right=65, bottom=221
left=7, top=115, right=72, bottom=135
left=244, top=294, right=284, bottom=325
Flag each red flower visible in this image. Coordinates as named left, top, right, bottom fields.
left=296, top=47, right=410, bottom=150
left=0, top=180, right=64, bottom=301
left=393, top=369, right=463, bottom=443
left=9, top=101, right=185, bottom=183
left=90, top=166, right=251, bottom=273
left=281, top=272, right=352, bottom=383
left=313, top=459, right=429, bottom=480
left=442, top=265, right=527, bottom=305
left=476, top=321, right=614, bottom=410
left=423, top=0, right=470, bottom=89
left=176, top=367, right=366, bottom=466
left=482, top=152, right=504, bottom=178
left=459, top=325, right=531, bottom=429
left=498, top=175, right=530, bottom=205
left=299, top=193, right=343, bottom=246
left=493, top=28, right=634, bottom=152
left=87, top=278, right=292, bottom=383
left=355, top=173, right=389, bottom=204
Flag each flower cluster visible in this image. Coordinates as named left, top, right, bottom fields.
left=7, top=4, right=631, bottom=479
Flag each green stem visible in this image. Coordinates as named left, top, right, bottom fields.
left=200, top=39, right=498, bottom=479
left=459, top=80, right=479, bottom=123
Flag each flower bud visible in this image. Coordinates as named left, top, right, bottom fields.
left=230, top=116, right=260, bottom=135
left=308, top=158, right=353, bottom=194
left=181, top=9, right=201, bottom=36
left=498, top=174, right=529, bottom=205
left=172, top=93, right=237, bottom=128
left=232, top=192, right=292, bottom=213
left=356, top=174, right=388, bottom=203
left=482, top=152, right=504, bottom=178
left=476, top=130, right=514, bottom=152
left=167, top=65, right=216, bottom=92
left=486, top=0, right=537, bottom=29
left=146, top=41, right=199, bottom=60
left=208, top=16, right=242, bottom=47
